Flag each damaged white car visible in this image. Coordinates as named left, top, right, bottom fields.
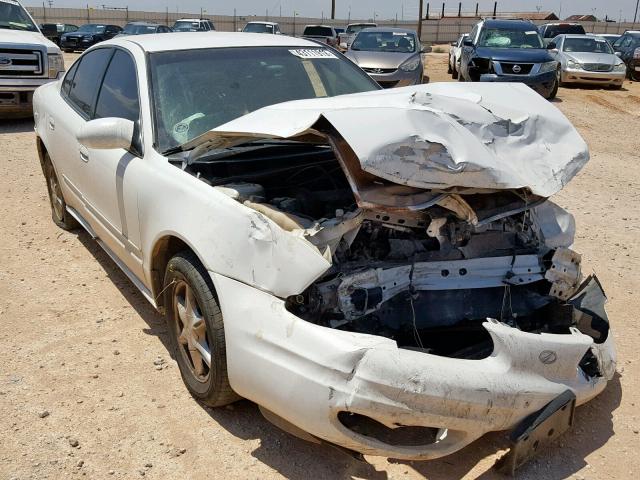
left=33, top=33, right=615, bottom=471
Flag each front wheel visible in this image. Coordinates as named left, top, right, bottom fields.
left=630, top=68, right=640, bottom=82
left=163, top=252, right=238, bottom=407
left=452, top=64, right=459, bottom=79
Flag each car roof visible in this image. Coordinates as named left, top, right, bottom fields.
left=541, top=22, right=581, bottom=26
left=246, top=21, right=278, bottom=26
left=481, top=19, right=537, bottom=30
left=304, top=25, right=333, bottom=28
left=127, top=21, right=161, bottom=25
left=110, top=31, right=322, bottom=52
left=358, top=27, right=417, bottom=34
left=175, top=18, right=208, bottom=22
left=561, top=34, right=598, bottom=39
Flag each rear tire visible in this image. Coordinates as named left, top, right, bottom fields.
left=43, top=154, right=79, bottom=230
left=63, top=49, right=73, bottom=53
left=452, top=65, right=459, bottom=79
left=163, top=251, right=239, bottom=407
left=447, top=60, right=452, bottom=74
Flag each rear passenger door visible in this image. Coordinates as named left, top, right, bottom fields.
left=47, top=48, right=113, bottom=211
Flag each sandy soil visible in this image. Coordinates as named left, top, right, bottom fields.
left=1, top=51, right=639, bottom=480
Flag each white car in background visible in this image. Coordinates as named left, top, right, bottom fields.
left=33, top=32, right=615, bottom=471
left=242, top=21, right=281, bottom=34
left=448, top=33, right=469, bottom=79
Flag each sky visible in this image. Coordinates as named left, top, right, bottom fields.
left=27, top=0, right=640, bottom=23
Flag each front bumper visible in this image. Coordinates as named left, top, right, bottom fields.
left=480, top=70, right=557, bottom=97
left=365, top=68, right=423, bottom=88
left=561, top=68, right=626, bottom=85
left=212, top=272, right=616, bottom=460
left=0, top=77, right=60, bottom=116
left=60, top=38, right=96, bottom=50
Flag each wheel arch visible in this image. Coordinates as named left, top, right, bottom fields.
left=149, top=233, right=213, bottom=311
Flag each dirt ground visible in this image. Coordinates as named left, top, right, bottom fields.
left=1, top=49, right=639, bottom=480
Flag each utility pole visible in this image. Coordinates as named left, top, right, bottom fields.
left=493, top=1, right=497, bottom=19
left=401, top=4, right=404, bottom=22
left=634, top=0, right=639, bottom=24
left=418, top=0, right=423, bottom=40
left=331, top=0, right=335, bottom=19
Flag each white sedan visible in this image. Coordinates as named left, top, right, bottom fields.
left=33, top=32, right=615, bottom=468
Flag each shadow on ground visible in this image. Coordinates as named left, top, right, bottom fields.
left=74, top=229, right=622, bottom=480
left=0, top=118, right=34, bottom=134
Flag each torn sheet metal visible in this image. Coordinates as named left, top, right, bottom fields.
left=185, top=83, right=589, bottom=197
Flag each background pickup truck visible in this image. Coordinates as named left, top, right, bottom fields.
left=301, top=25, right=339, bottom=47
left=338, top=22, right=377, bottom=50
left=0, top=0, right=65, bottom=117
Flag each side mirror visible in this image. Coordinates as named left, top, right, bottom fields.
left=463, top=39, right=473, bottom=47
left=78, top=117, right=134, bottom=151
left=615, top=51, right=622, bottom=57
left=546, top=42, right=556, bottom=50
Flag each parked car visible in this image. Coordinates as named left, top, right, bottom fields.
left=60, top=24, right=122, bottom=52
left=117, top=21, right=172, bottom=36
left=33, top=32, right=615, bottom=469
left=345, top=27, right=424, bottom=88
left=612, top=31, right=640, bottom=81
left=301, top=25, right=339, bottom=47
left=242, top=21, right=281, bottom=34
left=459, top=19, right=559, bottom=99
left=338, top=22, right=377, bottom=50
left=40, top=23, right=78, bottom=45
left=0, top=0, right=65, bottom=117
left=538, top=22, right=586, bottom=46
left=587, top=33, right=621, bottom=45
left=334, top=27, right=345, bottom=35
left=549, top=34, right=626, bottom=89
left=448, top=33, right=469, bottom=79
left=172, top=18, right=215, bottom=32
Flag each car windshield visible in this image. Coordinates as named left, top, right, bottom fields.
left=77, top=24, right=106, bottom=33
left=478, top=27, right=543, bottom=48
left=542, top=24, right=585, bottom=38
left=173, top=21, right=201, bottom=31
left=352, top=31, right=417, bottom=52
left=0, top=0, right=38, bottom=32
left=243, top=23, right=274, bottom=33
left=149, top=46, right=378, bottom=152
left=123, top=23, right=158, bottom=34
left=563, top=37, right=613, bottom=54
left=303, top=26, right=333, bottom=37
left=346, top=24, right=374, bottom=34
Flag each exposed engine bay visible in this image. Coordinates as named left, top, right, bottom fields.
left=173, top=138, right=609, bottom=368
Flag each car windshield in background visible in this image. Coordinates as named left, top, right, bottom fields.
left=149, top=46, right=378, bottom=152
left=352, top=31, right=417, bottom=53
left=77, top=24, right=106, bottom=33
left=173, top=21, right=200, bottom=31
left=243, top=23, right=274, bottom=33
left=303, top=26, right=333, bottom=36
left=123, top=24, right=157, bottom=34
left=346, top=24, right=373, bottom=34
left=479, top=28, right=543, bottom=48
left=543, top=25, right=585, bottom=38
left=563, top=37, right=613, bottom=54
left=0, top=0, right=38, bottom=32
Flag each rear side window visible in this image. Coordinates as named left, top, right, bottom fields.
left=61, top=60, right=79, bottom=96
left=67, top=48, right=113, bottom=117
left=95, top=50, right=140, bottom=122
left=304, top=26, right=334, bottom=37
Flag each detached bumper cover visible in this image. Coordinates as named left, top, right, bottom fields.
left=212, top=272, right=616, bottom=460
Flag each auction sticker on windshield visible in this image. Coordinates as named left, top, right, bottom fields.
left=289, top=49, right=337, bottom=59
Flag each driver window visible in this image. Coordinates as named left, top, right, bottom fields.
left=94, top=50, right=140, bottom=122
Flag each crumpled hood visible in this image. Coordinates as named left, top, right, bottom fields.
left=0, top=29, right=59, bottom=53
left=185, top=82, right=589, bottom=198
left=473, top=47, right=553, bottom=63
left=565, top=52, right=622, bottom=66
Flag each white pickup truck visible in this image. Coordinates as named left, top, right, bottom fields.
left=0, top=0, right=65, bottom=117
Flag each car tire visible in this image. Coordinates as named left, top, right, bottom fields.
left=547, top=70, right=560, bottom=100
left=458, top=70, right=465, bottom=82
left=452, top=65, right=459, bottom=79
left=447, top=60, right=452, bottom=74
left=610, top=83, right=623, bottom=90
left=631, top=69, right=640, bottom=82
left=557, top=67, right=564, bottom=87
left=43, top=155, right=79, bottom=230
left=63, top=49, right=73, bottom=53
left=163, top=251, right=239, bottom=408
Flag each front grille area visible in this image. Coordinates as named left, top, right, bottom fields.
left=583, top=63, right=613, bottom=72
left=0, top=48, right=44, bottom=77
left=363, top=67, right=397, bottom=74
left=499, top=62, right=534, bottom=75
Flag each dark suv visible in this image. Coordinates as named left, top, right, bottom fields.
left=612, top=32, right=640, bottom=81
left=459, top=19, right=559, bottom=99
left=538, top=23, right=586, bottom=46
left=60, top=24, right=122, bottom=52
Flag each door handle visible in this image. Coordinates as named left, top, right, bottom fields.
left=48, top=117, right=55, bottom=130
left=79, top=146, right=89, bottom=163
